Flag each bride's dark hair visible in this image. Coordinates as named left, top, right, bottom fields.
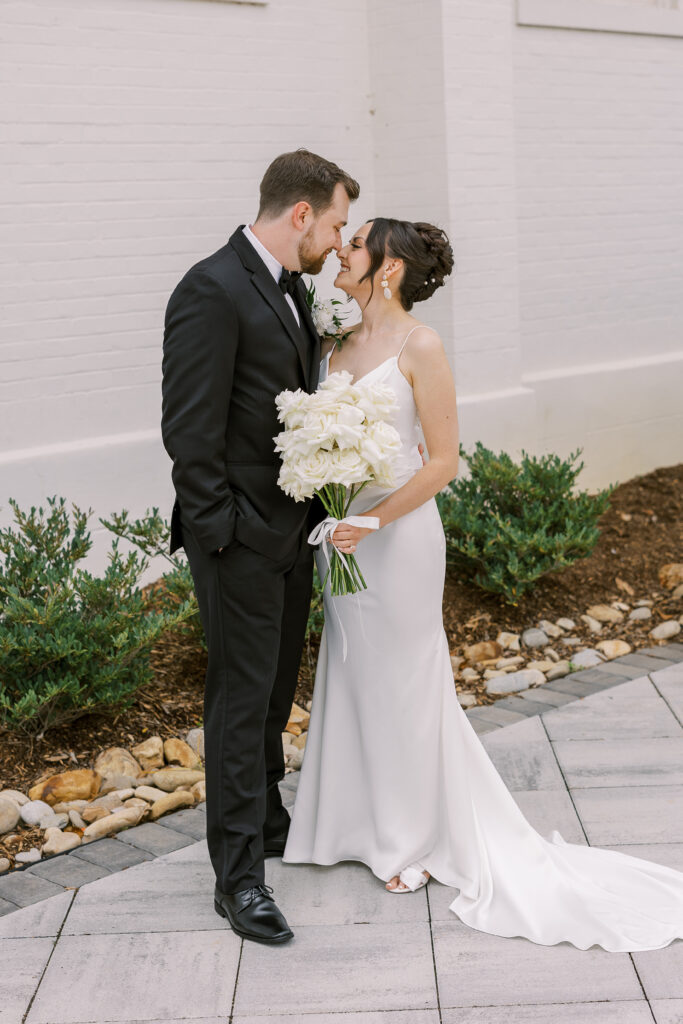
left=359, top=218, right=454, bottom=311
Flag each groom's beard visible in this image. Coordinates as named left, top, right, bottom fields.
left=298, top=228, right=331, bottom=275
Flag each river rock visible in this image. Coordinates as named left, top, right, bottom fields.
left=42, top=828, right=81, bottom=856
left=526, top=660, right=555, bottom=673
left=596, top=639, right=632, bottom=659
left=544, top=648, right=560, bottom=662
left=285, top=722, right=302, bottom=736
left=286, top=747, right=304, bottom=770
left=289, top=702, right=311, bottom=728
left=538, top=619, right=563, bottom=639
left=562, top=637, right=582, bottom=646
left=580, top=614, right=603, bottom=634
left=586, top=604, right=624, bottom=624
left=69, top=809, right=87, bottom=829
left=131, top=736, right=164, bottom=772
left=20, top=799, right=54, bottom=827
left=185, top=728, right=205, bottom=760
left=0, top=857, right=10, bottom=873
left=82, top=805, right=146, bottom=842
left=496, top=632, right=520, bottom=651
left=0, top=789, right=29, bottom=807
left=650, top=620, right=682, bottom=641
left=464, top=641, right=503, bottom=663
left=151, top=767, right=205, bottom=792
left=521, top=629, right=548, bottom=649
left=556, top=618, right=576, bottom=631
left=496, top=656, right=525, bottom=669
left=486, top=669, right=545, bottom=695
left=99, top=774, right=141, bottom=794
left=0, top=798, right=21, bottom=835
left=81, top=805, right=112, bottom=824
left=570, top=648, right=604, bottom=669
left=123, top=798, right=149, bottom=811
left=673, top=583, right=683, bottom=600
left=164, top=737, right=202, bottom=770
left=94, top=747, right=142, bottom=780
left=191, top=780, right=206, bottom=803
left=28, top=769, right=101, bottom=806
left=659, top=563, right=683, bottom=590
left=149, top=791, right=195, bottom=820
left=291, top=732, right=308, bottom=751
left=546, top=661, right=570, bottom=681
left=461, top=667, right=480, bottom=681
left=52, top=799, right=89, bottom=813
left=629, top=606, right=652, bottom=621
left=457, top=693, right=477, bottom=708
left=16, top=848, right=42, bottom=864
left=134, top=786, right=169, bottom=803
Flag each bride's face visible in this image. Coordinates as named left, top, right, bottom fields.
left=334, top=222, right=376, bottom=299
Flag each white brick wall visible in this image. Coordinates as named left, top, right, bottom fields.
left=1, top=0, right=682, bottom=573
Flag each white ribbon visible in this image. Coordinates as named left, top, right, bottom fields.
left=307, top=514, right=380, bottom=661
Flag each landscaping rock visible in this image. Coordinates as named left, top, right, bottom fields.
left=0, top=857, right=10, bottom=874
left=496, top=631, right=521, bottom=651
left=596, top=640, right=632, bottom=659
left=586, top=604, right=624, bottom=624
left=286, top=747, right=304, bottom=770
left=495, top=656, right=525, bottom=669
left=546, top=661, right=571, bottom=681
left=81, top=805, right=112, bottom=824
left=461, top=667, right=480, bottom=681
left=28, top=769, right=101, bottom=806
left=52, top=799, right=89, bottom=813
left=650, top=620, right=681, bottom=641
left=526, top=660, right=555, bottom=673
left=485, top=669, right=545, bottom=695
left=20, top=799, right=54, bottom=827
left=289, top=702, right=311, bottom=728
left=94, top=747, right=142, bottom=780
left=69, top=809, right=86, bottom=829
left=673, top=583, right=683, bottom=600
left=42, top=827, right=81, bottom=856
left=464, top=640, right=503, bottom=664
left=538, top=619, right=563, bottom=639
left=135, top=786, right=169, bottom=803
left=556, top=618, right=576, bottom=631
left=580, top=614, right=603, bottom=634
left=291, top=732, right=307, bottom=751
left=0, top=789, right=29, bottom=807
left=659, top=563, right=683, bottom=590
left=544, top=648, right=560, bottom=662
left=0, top=798, right=21, bottom=835
left=185, top=728, right=205, bottom=760
left=131, top=736, right=164, bottom=771
left=151, top=767, right=205, bottom=792
left=16, top=848, right=42, bottom=864
left=457, top=693, right=477, bottom=708
left=521, top=629, right=548, bottom=648
left=163, top=737, right=202, bottom=769
left=629, top=606, right=652, bottom=621
left=99, top=774, right=140, bottom=794
left=190, top=780, right=206, bottom=803
left=562, top=637, right=582, bottom=646
left=149, top=791, right=195, bottom=819
left=569, top=648, right=604, bottom=669
left=82, top=805, right=146, bottom=843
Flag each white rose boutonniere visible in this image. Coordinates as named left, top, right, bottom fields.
left=305, top=279, right=353, bottom=349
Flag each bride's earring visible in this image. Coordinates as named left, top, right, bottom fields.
left=381, top=268, right=392, bottom=300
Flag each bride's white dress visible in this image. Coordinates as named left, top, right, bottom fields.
left=282, top=329, right=683, bottom=952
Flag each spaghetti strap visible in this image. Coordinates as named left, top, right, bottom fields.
left=397, top=324, right=436, bottom=359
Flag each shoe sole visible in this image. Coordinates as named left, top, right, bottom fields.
left=214, top=899, right=294, bottom=945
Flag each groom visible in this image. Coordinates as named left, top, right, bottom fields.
left=161, top=149, right=360, bottom=945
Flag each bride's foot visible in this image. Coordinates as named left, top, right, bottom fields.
left=386, top=863, right=430, bottom=893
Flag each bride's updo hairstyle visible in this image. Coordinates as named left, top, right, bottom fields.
left=360, top=218, right=454, bottom=311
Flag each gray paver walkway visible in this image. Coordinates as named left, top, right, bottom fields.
left=0, top=655, right=682, bottom=1023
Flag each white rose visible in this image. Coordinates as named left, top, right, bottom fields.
left=311, top=299, right=337, bottom=336
left=353, top=382, right=397, bottom=423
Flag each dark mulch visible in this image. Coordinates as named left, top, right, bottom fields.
left=1, top=462, right=681, bottom=856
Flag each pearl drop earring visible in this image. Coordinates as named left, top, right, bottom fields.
left=381, top=268, right=392, bottom=300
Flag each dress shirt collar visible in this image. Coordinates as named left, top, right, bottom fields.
left=242, top=223, right=284, bottom=285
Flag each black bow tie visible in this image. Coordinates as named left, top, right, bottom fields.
left=278, top=269, right=301, bottom=296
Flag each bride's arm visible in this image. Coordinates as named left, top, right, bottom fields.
left=332, top=327, right=459, bottom=552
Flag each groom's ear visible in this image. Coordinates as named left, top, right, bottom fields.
left=291, top=201, right=313, bottom=232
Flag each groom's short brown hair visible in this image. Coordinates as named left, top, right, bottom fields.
left=257, top=148, right=360, bottom=220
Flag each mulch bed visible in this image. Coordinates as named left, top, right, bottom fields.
left=1, top=462, right=681, bottom=833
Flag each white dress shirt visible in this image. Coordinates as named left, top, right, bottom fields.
left=242, top=223, right=300, bottom=326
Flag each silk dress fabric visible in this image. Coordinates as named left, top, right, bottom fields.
left=282, top=333, right=683, bottom=952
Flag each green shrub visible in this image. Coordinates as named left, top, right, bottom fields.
left=435, top=444, right=612, bottom=604
left=0, top=497, right=196, bottom=737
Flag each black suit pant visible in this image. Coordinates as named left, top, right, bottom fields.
left=180, top=514, right=313, bottom=892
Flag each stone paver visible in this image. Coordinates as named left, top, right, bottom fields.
left=0, top=648, right=681, bottom=1023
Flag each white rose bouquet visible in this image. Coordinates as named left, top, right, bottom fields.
left=273, top=370, right=402, bottom=596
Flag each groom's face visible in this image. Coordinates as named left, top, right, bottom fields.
left=298, top=183, right=350, bottom=275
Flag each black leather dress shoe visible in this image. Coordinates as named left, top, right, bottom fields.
left=214, top=883, right=293, bottom=945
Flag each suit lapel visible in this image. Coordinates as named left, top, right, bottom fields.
left=294, top=277, right=321, bottom=391
left=229, top=227, right=312, bottom=388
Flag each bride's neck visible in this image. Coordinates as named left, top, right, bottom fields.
left=356, top=290, right=411, bottom=340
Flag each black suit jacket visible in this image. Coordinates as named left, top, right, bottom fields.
left=161, top=226, right=326, bottom=560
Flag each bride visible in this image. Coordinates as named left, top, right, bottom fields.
left=281, top=216, right=683, bottom=952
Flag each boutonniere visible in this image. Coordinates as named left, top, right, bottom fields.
left=305, top=280, right=353, bottom=350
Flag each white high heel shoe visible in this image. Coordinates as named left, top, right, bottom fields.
left=386, top=862, right=430, bottom=893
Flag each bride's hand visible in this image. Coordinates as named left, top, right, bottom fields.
left=331, top=518, right=376, bottom=554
